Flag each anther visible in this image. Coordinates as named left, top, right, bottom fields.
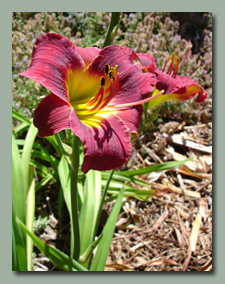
left=101, top=76, right=105, bottom=87
left=109, top=70, right=114, bottom=81
left=105, top=64, right=110, bottom=75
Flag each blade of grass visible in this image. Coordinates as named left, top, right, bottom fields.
left=12, top=206, right=27, bottom=271
left=16, top=218, right=88, bottom=271
left=13, top=122, right=30, bottom=135
left=26, top=166, right=35, bottom=271
left=79, top=170, right=101, bottom=267
left=122, top=158, right=194, bottom=177
left=79, top=234, right=103, bottom=265
left=12, top=134, right=26, bottom=224
left=58, top=155, right=71, bottom=214
left=12, top=110, right=31, bottom=125
left=21, top=123, right=38, bottom=195
left=90, top=186, right=125, bottom=271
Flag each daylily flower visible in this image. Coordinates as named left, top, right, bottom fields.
left=133, top=47, right=208, bottom=109
left=20, top=33, right=156, bottom=174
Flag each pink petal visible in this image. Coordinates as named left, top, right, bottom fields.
left=69, top=110, right=132, bottom=174
left=112, top=65, right=156, bottom=105
left=136, top=52, right=157, bottom=70
left=74, top=46, right=101, bottom=66
left=115, top=105, right=143, bottom=135
left=155, top=70, right=182, bottom=94
left=163, top=75, right=208, bottom=102
left=33, top=93, right=72, bottom=137
left=87, top=45, right=134, bottom=76
left=20, top=33, right=85, bottom=103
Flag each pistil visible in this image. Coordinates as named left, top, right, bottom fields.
left=113, top=90, right=164, bottom=109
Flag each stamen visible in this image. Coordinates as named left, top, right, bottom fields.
left=162, top=55, right=172, bottom=72
left=172, top=56, right=179, bottom=78
left=87, top=87, right=104, bottom=113
left=167, top=53, right=175, bottom=75
left=86, top=76, right=105, bottom=107
left=97, top=82, right=114, bottom=111
left=178, top=45, right=192, bottom=69
left=113, top=90, right=164, bottom=109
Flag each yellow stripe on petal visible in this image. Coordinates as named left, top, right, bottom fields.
left=67, top=70, right=99, bottom=102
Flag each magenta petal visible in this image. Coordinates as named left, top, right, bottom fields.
left=155, top=70, right=182, bottom=94
left=136, top=53, right=157, bottom=70
left=88, top=45, right=134, bottom=76
left=173, top=75, right=208, bottom=102
left=112, top=65, right=156, bottom=105
left=115, top=105, right=143, bottom=135
left=73, top=46, right=101, bottom=66
left=33, top=93, right=71, bottom=137
left=20, top=33, right=84, bottom=103
left=69, top=111, right=132, bottom=174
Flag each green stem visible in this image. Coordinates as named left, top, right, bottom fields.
left=69, top=134, right=81, bottom=260
left=93, top=169, right=115, bottom=239
left=102, top=12, right=121, bottom=48
left=55, top=133, right=71, bottom=156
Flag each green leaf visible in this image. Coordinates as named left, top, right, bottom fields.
left=12, top=134, right=26, bottom=224
left=29, top=159, right=56, bottom=179
left=79, top=234, right=103, bottom=265
left=58, top=155, right=71, bottom=214
left=35, top=173, right=53, bottom=192
left=13, top=122, right=30, bottom=135
left=16, top=218, right=88, bottom=271
left=90, top=186, right=125, bottom=271
left=122, top=158, right=194, bottom=177
left=102, top=171, right=151, bottom=187
left=145, top=106, right=161, bottom=123
left=79, top=170, right=102, bottom=267
left=12, top=206, right=27, bottom=271
left=12, top=110, right=32, bottom=125
left=26, top=167, right=35, bottom=271
left=21, top=123, right=38, bottom=195
left=106, top=188, right=154, bottom=202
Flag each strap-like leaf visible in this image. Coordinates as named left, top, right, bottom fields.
left=90, top=187, right=125, bottom=271
left=16, top=218, right=88, bottom=271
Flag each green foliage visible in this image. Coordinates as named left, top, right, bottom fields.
left=12, top=123, right=37, bottom=271
left=16, top=218, right=88, bottom=271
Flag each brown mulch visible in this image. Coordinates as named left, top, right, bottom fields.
left=104, top=103, right=212, bottom=271
left=33, top=99, right=212, bottom=272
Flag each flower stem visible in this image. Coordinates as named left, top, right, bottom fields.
left=102, top=12, right=121, bottom=48
left=69, top=134, right=81, bottom=260
left=55, top=132, right=71, bottom=156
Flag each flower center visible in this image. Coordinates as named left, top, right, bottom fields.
left=68, top=64, right=119, bottom=120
